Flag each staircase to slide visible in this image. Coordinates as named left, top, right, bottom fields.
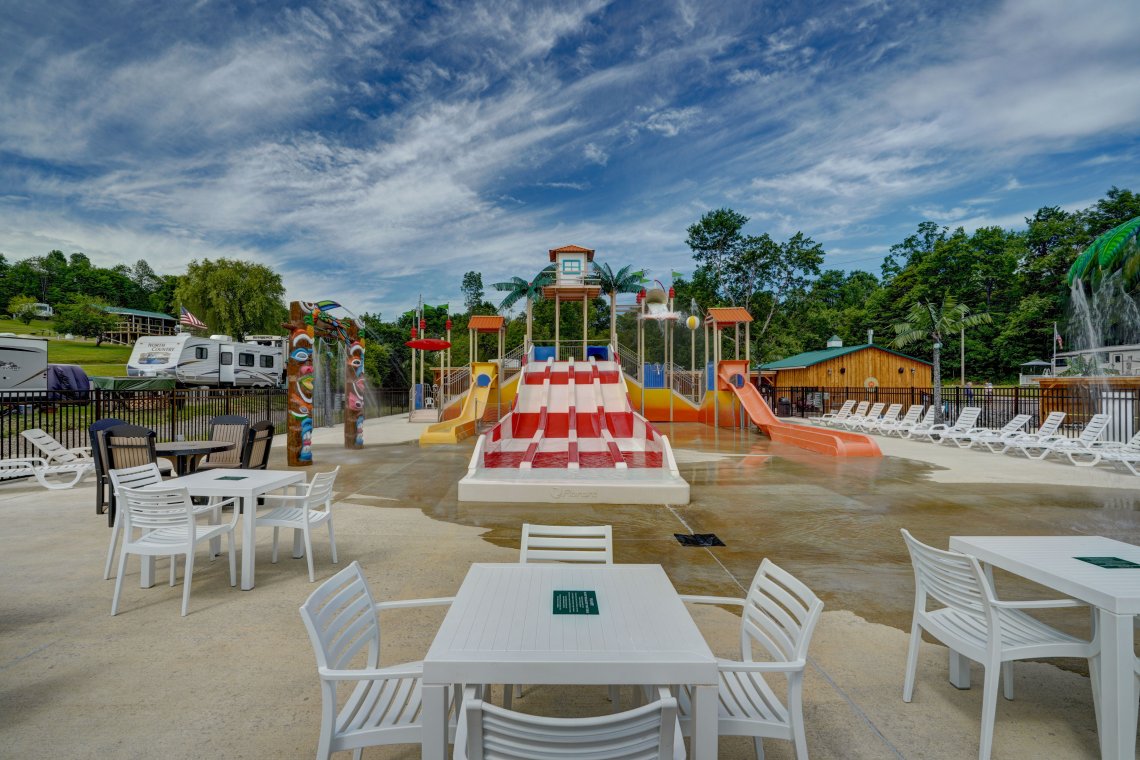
left=458, top=350, right=690, bottom=504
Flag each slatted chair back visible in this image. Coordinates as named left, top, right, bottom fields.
left=21, top=428, right=85, bottom=464
left=519, top=524, right=613, bottom=564
left=1076, top=413, right=1111, bottom=443
left=106, top=424, right=160, bottom=471
left=304, top=466, right=339, bottom=504
left=915, top=407, right=936, bottom=426
left=1034, top=411, right=1066, bottom=437
left=241, top=420, right=274, bottom=469
left=997, top=414, right=1032, bottom=435
left=108, top=463, right=164, bottom=494
left=829, top=400, right=856, bottom=418
left=900, top=529, right=992, bottom=620
left=205, top=415, right=250, bottom=467
left=740, top=559, right=824, bottom=664
left=863, top=402, right=885, bottom=419
left=298, top=561, right=380, bottom=673
left=950, top=407, right=981, bottom=429
left=461, top=690, right=679, bottom=760
left=850, top=401, right=870, bottom=418
left=89, top=418, right=126, bottom=513
left=119, top=485, right=196, bottom=534
left=894, top=405, right=923, bottom=427
left=878, top=404, right=903, bottom=423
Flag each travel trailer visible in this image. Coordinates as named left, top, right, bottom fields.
left=0, top=335, right=48, bottom=391
left=127, top=334, right=284, bottom=387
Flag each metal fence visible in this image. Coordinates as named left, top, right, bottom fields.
left=1, top=386, right=410, bottom=460
left=761, top=385, right=1139, bottom=444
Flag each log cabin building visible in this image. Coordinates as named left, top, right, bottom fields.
left=758, top=335, right=932, bottom=389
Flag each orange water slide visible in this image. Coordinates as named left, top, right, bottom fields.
left=717, top=361, right=881, bottom=457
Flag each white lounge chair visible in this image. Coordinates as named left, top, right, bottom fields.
left=20, top=428, right=93, bottom=466
left=914, top=407, right=982, bottom=443
left=0, top=457, right=94, bottom=489
left=879, top=405, right=925, bottom=437
left=1070, top=431, right=1140, bottom=473
left=942, top=414, right=1032, bottom=450
left=824, top=401, right=868, bottom=427
left=808, top=399, right=856, bottom=426
left=859, top=403, right=903, bottom=433
left=991, top=411, right=1066, bottom=453
left=1003, top=413, right=1110, bottom=460
left=839, top=402, right=885, bottom=430
left=900, top=530, right=1097, bottom=760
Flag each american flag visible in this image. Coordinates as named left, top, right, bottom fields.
left=180, top=306, right=207, bottom=330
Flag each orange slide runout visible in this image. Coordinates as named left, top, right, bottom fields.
left=717, top=361, right=881, bottom=457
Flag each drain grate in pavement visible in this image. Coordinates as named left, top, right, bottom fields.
left=674, top=533, right=725, bottom=547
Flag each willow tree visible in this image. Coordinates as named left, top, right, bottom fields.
left=593, top=262, right=644, bottom=349
left=492, top=264, right=555, bottom=350
left=891, top=295, right=992, bottom=423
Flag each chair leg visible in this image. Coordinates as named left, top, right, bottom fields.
left=227, top=531, right=237, bottom=587
left=1001, top=662, right=1014, bottom=700
left=608, top=685, right=620, bottom=712
left=271, top=526, right=280, bottom=563
left=903, top=621, right=922, bottom=701
left=327, top=515, right=338, bottom=565
left=303, top=523, right=315, bottom=582
left=111, top=547, right=129, bottom=615
left=169, top=553, right=176, bottom=586
left=181, top=551, right=194, bottom=617
left=978, top=663, right=1000, bottom=760
left=789, top=683, right=808, bottom=760
left=503, top=684, right=514, bottom=709
left=103, top=512, right=122, bottom=580
left=754, top=737, right=765, bottom=760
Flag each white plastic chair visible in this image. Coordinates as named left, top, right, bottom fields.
left=823, top=401, right=868, bottom=427
left=454, top=685, right=684, bottom=760
left=20, top=428, right=93, bottom=465
left=991, top=411, right=1066, bottom=453
left=105, top=463, right=166, bottom=580
left=298, top=561, right=457, bottom=759
left=914, top=406, right=981, bottom=443
left=860, top=403, right=902, bottom=432
left=942, top=414, right=1031, bottom=449
left=900, top=529, right=1098, bottom=760
left=1002, top=413, right=1110, bottom=460
left=808, top=399, right=855, bottom=425
left=0, top=456, right=93, bottom=489
left=256, top=466, right=339, bottom=582
left=877, top=405, right=924, bottom=436
left=838, top=402, right=885, bottom=430
left=678, top=559, right=823, bottom=760
left=111, top=485, right=239, bottom=616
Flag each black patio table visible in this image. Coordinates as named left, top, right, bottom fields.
left=155, top=440, right=235, bottom=476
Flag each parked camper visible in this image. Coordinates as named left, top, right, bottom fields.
left=0, top=335, right=48, bottom=391
left=127, top=334, right=284, bottom=387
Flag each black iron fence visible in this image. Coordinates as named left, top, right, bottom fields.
left=760, top=385, right=1139, bottom=444
left=1, top=387, right=412, bottom=459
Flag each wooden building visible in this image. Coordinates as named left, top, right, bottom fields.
left=101, top=307, right=178, bottom=346
left=759, top=335, right=932, bottom=388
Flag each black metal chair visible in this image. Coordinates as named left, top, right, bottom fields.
left=197, top=415, right=250, bottom=471
left=241, top=420, right=274, bottom=470
left=89, top=418, right=126, bottom=517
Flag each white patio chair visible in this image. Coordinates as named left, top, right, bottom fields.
left=20, top=427, right=93, bottom=465
left=990, top=411, right=1066, bottom=453
left=257, top=466, right=339, bottom=582
left=678, top=559, right=823, bottom=760
left=877, top=405, right=924, bottom=436
left=808, top=399, right=855, bottom=426
left=942, top=414, right=1031, bottom=450
left=860, top=403, right=902, bottom=432
left=914, top=407, right=981, bottom=443
left=900, top=530, right=1097, bottom=760
left=298, top=561, right=457, bottom=759
left=1064, top=427, right=1140, bottom=467
left=506, top=523, right=615, bottom=709
left=823, top=401, right=868, bottom=427
left=112, top=485, right=239, bottom=616
left=0, top=456, right=93, bottom=489
left=454, top=685, right=684, bottom=760
left=838, top=402, right=885, bottom=430
left=105, top=463, right=171, bottom=580
left=1002, top=413, right=1110, bottom=461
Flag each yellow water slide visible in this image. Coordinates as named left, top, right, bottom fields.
left=419, top=362, right=499, bottom=445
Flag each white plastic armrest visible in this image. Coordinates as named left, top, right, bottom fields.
left=319, top=665, right=423, bottom=681
left=194, top=496, right=239, bottom=513
left=374, top=597, right=455, bottom=612
left=718, top=659, right=806, bottom=673
left=68, top=446, right=93, bottom=456
left=679, top=595, right=745, bottom=607
left=4, top=457, right=49, bottom=467
left=991, top=598, right=1088, bottom=610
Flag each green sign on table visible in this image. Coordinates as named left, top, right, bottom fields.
left=1074, top=556, right=1140, bottom=569
left=553, top=590, right=599, bottom=615
left=215, top=475, right=248, bottom=481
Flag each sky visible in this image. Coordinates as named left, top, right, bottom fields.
left=2, top=0, right=1139, bottom=318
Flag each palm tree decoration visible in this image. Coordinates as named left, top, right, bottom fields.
left=593, top=262, right=645, bottom=349
left=891, top=295, right=992, bottom=423
left=1067, top=215, right=1140, bottom=289
left=492, top=265, right=555, bottom=350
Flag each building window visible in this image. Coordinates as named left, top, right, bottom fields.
left=260, top=355, right=274, bottom=368
left=562, top=259, right=582, bottom=274
left=195, top=347, right=208, bottom=359
left=238, top=353, right=254, bottom=367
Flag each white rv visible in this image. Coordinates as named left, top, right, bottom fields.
left=0, top=335, right=48, bottom=391
left=127, top=334, right=284, bottom=387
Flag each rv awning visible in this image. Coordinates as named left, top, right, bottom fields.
left=91, top=376, right=176, bottom=391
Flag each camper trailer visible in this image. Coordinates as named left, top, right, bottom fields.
left=0, top=335, right=48, bottom=391
left=127, top=334, right=284, bottom=387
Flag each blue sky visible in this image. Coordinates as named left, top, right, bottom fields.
left=2, top=0, right=1139, bottom=318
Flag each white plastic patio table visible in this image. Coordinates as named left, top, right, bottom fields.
left=421, top=563, right=720, bottom=759
left=140, top=468, right=305, bottom=590
left=949, top=535, right=1139, bottom=760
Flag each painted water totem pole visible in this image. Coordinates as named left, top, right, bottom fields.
left=284, top=300, right=365, bottom=467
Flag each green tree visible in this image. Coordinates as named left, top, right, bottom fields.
left=174, top=258, right=286, bottom=340
left=891, top=295, right=992, bottom=422
left=686, top=208, right=750, bottom=301
left=461, top=271, right=485, bottom=314
left=54, top=296, right=117, bottom=345
left=593, top=262, right=643, bottom=348
left=492, top=265, right=555, bottom=350
left=8, top=295, right=39, bottom=324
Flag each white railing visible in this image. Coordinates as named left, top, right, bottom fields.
left=500, top=343, right=527, bottom=383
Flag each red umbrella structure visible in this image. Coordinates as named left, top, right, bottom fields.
left=405, top=338, right=451, bottom=351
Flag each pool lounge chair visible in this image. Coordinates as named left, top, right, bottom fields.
left=859, top=403, right=903, bottom=433
left=942, top=414, right=1032, bottom=450
left=20, top=428, right=94, bottom=466
left=809, top=399, right=856, bottom=426
left=823, top=401, right=868, bottom=427
left=0, top=457, right=94, bottom=489
left=878, top=405, right=926, bottom=437
left=1075, top=432, right=1140, bottom=474
left=989, top=411, right=1066, bottom=453
left=1003, top=413, right=1110, bottom=460
left=915, top=407, right=982, bottom=443
left=839, top=402, right=885, bottom=430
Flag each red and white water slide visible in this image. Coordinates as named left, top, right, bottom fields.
left=458, top=350, right=690, bottom=504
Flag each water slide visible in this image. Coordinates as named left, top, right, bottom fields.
left=717, top=360, right=881, bottom=457
left=420, top=362, right=498, bottom=445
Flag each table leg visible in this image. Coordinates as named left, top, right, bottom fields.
left=241, top=492, right=256, bottom=590
left=421, top=683, right=448, bottom=760
left=690, top=684, right=718, bottom=759
left=1096, top=609, right=1136, bottom=760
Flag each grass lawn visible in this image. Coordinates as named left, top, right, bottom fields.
left=1, top=317, right=132, bottom=376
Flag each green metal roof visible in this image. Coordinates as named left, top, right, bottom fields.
left=758, top=343, right=931, bottom=370
left=101, top=306, right=176, bottom=321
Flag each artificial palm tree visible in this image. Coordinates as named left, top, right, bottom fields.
left=593, top=262, right=645, bottom=349
left=492, top=265, right=555, bottom=350
left=891, top=295, right=992, bottom=423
